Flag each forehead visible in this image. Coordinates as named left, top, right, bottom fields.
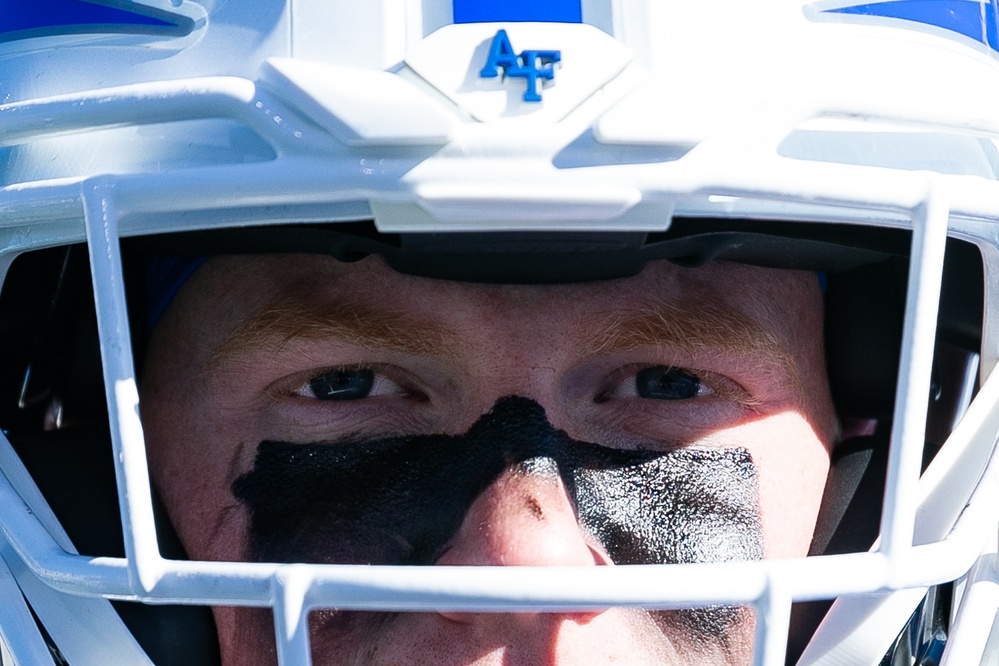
left=179, top=253, right=802, bottom=325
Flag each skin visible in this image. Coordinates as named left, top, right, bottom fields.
left=140, top=254, right=838, bottom=665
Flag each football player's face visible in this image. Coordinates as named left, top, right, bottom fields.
left=141, top=255, right=837, bottom=665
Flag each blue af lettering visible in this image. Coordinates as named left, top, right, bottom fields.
left=479, top=29, right=561, bottom=103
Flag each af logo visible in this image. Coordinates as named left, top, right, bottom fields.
left=479, top=29, right=561, bottom=102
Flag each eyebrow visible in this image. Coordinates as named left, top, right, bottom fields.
left=581, top=300, right=801, bottom=390
left=208, top=292, right=801, bottom=397
left=208, top=294, right=457, bottom=370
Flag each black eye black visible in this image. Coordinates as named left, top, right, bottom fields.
left=309, top=369, right=375, bottom=401
left=635, top=366, right=703, bottom=400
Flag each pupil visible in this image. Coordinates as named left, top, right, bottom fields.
left=635, top=367, right=701, bottom=400
left=310, top=369, right=375, bottom=401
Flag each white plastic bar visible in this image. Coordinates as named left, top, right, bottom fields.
left=0, top=459, right=152, bottom=665
left=81, top=179, right=163, bottom=595
left=797, top=586, right=930, bottom=666
left=913, top=346, right=999, bottom=547
left=273, top=567, right=314, bottom=666
left=0, top=453, right=132, bottom=595
left=0, top=78, right=335, bottom=156
left=880, top=187, right=950, bottom=558
left=0, top=539, right=152, bottom=666
left=247, top=542, right=889, bottom=611
left=796, top=382, right=999, bottom=664
left=941, top=555, right=999, bottom=666
left=0, top=154, right=978, bottom=237
left=753, top=578, right=792, bottom=666
left=0, top=549, right=55, bottom=666
left=0, top=437, right=152, bottom=664
left=0, top=78, right=255, bottom=143
left=0, top=179, right=89, bottom=240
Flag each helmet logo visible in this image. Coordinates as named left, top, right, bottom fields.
left=478, top=29, right=561, bottom=102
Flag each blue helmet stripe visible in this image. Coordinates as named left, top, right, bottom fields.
left=453, top=0, right=582, bottom=24
left=825, top=0, right=999, bottom=52
left=0, top=0, right=192, bottom=42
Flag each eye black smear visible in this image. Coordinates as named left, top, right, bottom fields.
left=232, top=396, right=763, bottom=642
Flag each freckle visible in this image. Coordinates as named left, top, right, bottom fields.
left=526, top=496, right=544, bottom=519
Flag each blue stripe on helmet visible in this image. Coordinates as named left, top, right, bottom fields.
left=825, top=0, right=999, bottom=53
left=0, top=0, right=191, bottom=42
left=453, top=0, right=582, bottom=24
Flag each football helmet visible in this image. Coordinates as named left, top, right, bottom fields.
left=0, top=1, right=998, bottom=664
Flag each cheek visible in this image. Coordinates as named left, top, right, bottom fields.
left=707, top=410, right=831, bottom=559
left=142, top=383, right=258, bottom=563
left=214, top=606, right=277, bottom=666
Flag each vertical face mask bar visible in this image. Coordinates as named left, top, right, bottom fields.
left=81, top=178, right=163, bottom=595
left=753, top=577, right=792, bottom=666
left=273, top=565, right=312, bottom=666
left=881, top=185, right=950, bottom=560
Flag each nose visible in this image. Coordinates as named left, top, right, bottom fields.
left=436, top=460, right=610, bottom=568
left=434, top=460, right=611, bottom=626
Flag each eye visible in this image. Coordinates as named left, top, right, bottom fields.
left=307, top=368, right=374, bottom=401
left=601, top=365, right=715, bottom=402
left=300, top=368, right=406, bottom=401
left=635, top=366, right=711, bottom=400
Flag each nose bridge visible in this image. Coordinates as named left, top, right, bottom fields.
left=461, top=291, right=569, bottom=411
left=467, top=367, right=561, bottom=419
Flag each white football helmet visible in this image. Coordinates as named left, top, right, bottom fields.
left=1, top=1, right=998, bottom=665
